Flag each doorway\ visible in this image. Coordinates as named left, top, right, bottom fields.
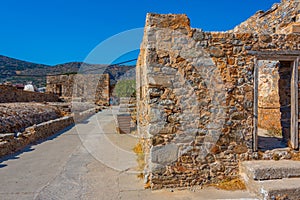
left=56, top=84, right=63, bottom=96
left=257, top=60, right=291, bottom=150
left=253, top=52, right=299, bottom=151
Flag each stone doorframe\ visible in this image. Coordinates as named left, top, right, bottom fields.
left=251, top=51, right=300, bottom=151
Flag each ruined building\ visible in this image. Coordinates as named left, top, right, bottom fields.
left=136, top=0, right=300, bottom=194
left=46, top=74, right=110, bottom=106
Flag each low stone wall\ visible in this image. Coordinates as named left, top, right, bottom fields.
left=0, top=85, right=59, bottom=103
left=0, top=116, right=73, bottom=157
left=0, top=107, right=100, bottom=158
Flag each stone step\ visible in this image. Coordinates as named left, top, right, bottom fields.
left=240, top=160, right=300, bottom=199
left=116, top=114, right=131, bottom=134
left=259, top=178, right=300, bottom=200
left=119, top=98, right=131, bottom=104
left=241, top=176, right=300, bottom=200
left=240, top=160, right=300, bottom=181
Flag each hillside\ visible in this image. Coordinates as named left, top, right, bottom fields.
left=0, top=55, right=136, bottom=88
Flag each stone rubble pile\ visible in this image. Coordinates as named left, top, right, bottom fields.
left=0, top=103, right=62, bottom=134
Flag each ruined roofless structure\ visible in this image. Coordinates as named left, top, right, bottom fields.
left=46, top=74, right=110, bottom=106
left=136, top=0, right=300, bottom=191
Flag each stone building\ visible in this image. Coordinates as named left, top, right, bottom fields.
left=136, top=0, right=300, bottom=190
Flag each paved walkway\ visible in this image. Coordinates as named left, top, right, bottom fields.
left=0, top=107, right=257, bottom=200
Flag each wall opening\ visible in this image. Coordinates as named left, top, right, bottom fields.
left=257, top=60, right=292, bottom=151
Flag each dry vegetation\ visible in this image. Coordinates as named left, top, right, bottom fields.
left=207, top=178, right=246, bottom=191
left=133, top=141, right=146, bottom=179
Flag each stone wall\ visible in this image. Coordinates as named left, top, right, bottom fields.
left=0, top=116, right=73, bottom=157
left=0, top=107, right=99, bottom=158
left=136, top=13, right=300, bottom=189
left=0, top=85, right=59, bottom=103
left=257, top=61, right=282, bottom=131
left=46, top=74, right=110, bottom=106
left=233, top=0, right=300, bottom=34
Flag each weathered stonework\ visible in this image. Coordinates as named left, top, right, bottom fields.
left=136, top=0, right=300, bottom=190
left=46, top=74, right=110, bottom=106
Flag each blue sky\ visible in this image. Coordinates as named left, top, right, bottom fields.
left=0, top=0, right=280, bottom=65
